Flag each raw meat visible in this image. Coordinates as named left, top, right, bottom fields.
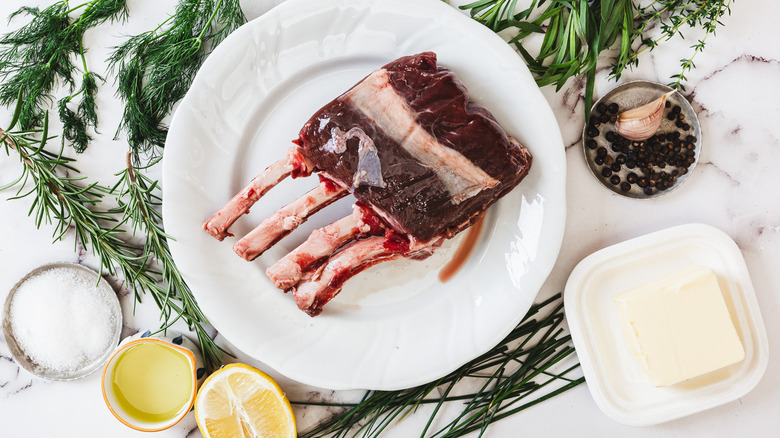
left=204, top=52, right=532, bottom=316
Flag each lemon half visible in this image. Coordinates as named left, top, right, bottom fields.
left=194, top=363, right=296, bottom=438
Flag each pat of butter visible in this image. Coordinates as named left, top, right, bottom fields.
left=614, top=265, right=745, bottom=387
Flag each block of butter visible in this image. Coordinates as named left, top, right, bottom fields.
left=614, top=265, right=745, bottom=387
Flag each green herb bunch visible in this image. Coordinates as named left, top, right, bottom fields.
left=0, top=98, right=226, bottom=370
left=462, top=0, right=733, bottom=118
left=109, top=0, right=245, bottom=163
left=0, top=0, right=128, bottom=152
left=0, top=0, right=248, bottom=371
left=298, top=294, right=583, bottom=438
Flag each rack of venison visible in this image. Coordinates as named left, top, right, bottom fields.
left=203, top=52, right=532, bottom=316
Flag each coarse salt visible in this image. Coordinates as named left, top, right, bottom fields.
left=8, top=267, right=119, bottom=373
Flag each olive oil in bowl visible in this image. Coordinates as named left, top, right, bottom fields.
left=112, top=342, right=193, bottom=422
left=102, top=337, right=197, bottom=431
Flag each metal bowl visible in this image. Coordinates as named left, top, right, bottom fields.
left=2, top=262, right=123, bottom=381
left=582, top=80, right=702, bottom=198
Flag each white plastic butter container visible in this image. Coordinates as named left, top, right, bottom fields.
left=564, top=223, right=768, bottom=426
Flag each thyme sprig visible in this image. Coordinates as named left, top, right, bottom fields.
left=1, top=96, right=225, bottom=371
left=0, top=0, right=127, bottom=151
left=109, top=0, right=245, bottom=163
left=298, top=294, right=583, bottom=438
left=461, top=0, right=733, bottom=118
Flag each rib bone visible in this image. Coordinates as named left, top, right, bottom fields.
left=203, top=149, right=312, bottom=240
left=266, top=203, right=386, bottom=289
left=233, top=176, right=349, bottom=261
left=291, top=234, right=414, bottom=316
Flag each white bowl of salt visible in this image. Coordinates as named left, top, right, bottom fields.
left=2, top=262, right=122, bottom=380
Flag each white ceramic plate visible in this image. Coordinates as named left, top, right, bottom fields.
left=162, top=0, right=566, bottom=390
left=564, top=224, right=769, bottom=426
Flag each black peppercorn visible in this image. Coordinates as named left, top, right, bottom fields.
left=620, top=182, right=631, bottom=192
left=627, top=172, right=637, bottom=183
left=596, top=147, right=607, bottom=157
left=605, top=131, right=617, bottom=142
left=601, top=167, right=612, bottom=177
left=626, top=159, right=636, bottom=169
left=616, top=154, right=626, bottom=164
left=586, top=139, right=598, bottom=149
left=610, top=175, right=620, bottom=185
left=637, top=177, right=648, bottom=188
left=586, top=126, right=599, bottom=137
left=608, top=102, right=619, bottom=114
left=597, top=102, right=608, bottom=113
left=667, top=112, right=676, bottom=121
left=611, top=163, right=621, bottom=172
left=643, top=186, right=654, bottom=196
left=595, top=156, right=605, bottom=165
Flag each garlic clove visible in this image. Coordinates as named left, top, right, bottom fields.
left=615, top=90, right=676, bottom=141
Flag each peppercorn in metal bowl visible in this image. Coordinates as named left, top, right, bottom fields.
left=582, top=80, right=702, bottom=199
left=1, top=262, right=123, bottom=381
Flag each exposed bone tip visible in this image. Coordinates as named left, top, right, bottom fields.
left=232, top=241, right=257, bottom=261
left=267, top=260, right=302, bottom=290
left=203, top=221, right=227, bottom=241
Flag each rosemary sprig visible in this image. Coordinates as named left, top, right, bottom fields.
left=297, top=294, right=583, bottom=438
left=0, top=0, right=127, bottom=150
left=109, top=0, right=245, bottom=163
left=110, top=152, right=230, bottom=370
left=1, top=95, right=225, bottom=371
left=461, top=0, right=733, bottom=118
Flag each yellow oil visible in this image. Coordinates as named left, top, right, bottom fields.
left=111, top=342, right=193, bottom=423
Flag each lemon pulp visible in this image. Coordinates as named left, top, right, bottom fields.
left=195, top=363, right=296, bottom=438
left=112, top=342, right=192, bottom=423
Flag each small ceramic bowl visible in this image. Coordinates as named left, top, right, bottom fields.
left=101, top=330, right=206, bottom=432
left=1, top=262, right=122, bottom=380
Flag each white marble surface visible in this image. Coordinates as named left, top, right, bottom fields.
left=1, top=0, right=779, bottom=437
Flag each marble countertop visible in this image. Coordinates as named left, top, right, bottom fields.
left=1, top=0, right=778, bottom=436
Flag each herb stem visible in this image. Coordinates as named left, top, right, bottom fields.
left=630, top=1, right=709, bottom=62
left=197, top=0, right=223, bottom=43
left=66, top=0, right=96, bottom=16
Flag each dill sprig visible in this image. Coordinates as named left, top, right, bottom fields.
left=297, top=294, right=583, bottom=438
left=109, top=0, right=245, bottom=163
left=59, top=46, right=103, bottom=153
left=1, top=95, right=225, bottom=371
left=0, top=0, right=127, bottom=150
left=461, top=0, right=733, bottom=118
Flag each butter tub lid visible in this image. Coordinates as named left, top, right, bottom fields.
left=563, top=223, right=768, bottom=426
